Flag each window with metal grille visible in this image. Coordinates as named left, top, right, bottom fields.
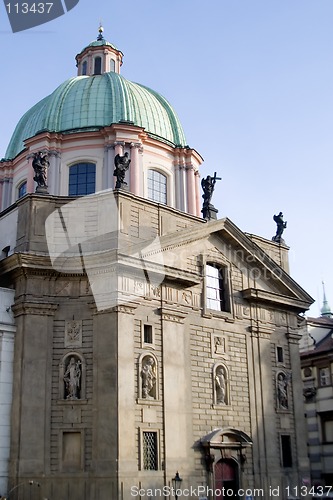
left=110, top=59, right=115, bottom=72
left=142, top=431, right=158, bottom=470
left=82, top=60, right=87, bottom=75
left=147, top=170, right=167, bottom=204
left=68, top=163, right=96, bottom=196
left=206, top=263, right=230, bottom=312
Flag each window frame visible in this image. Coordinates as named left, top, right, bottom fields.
left=320, top=411, right=333, bottom=443
left=82, top=60, right=88, bottom=75
left=147, top=169, right=168, bottom=205
left=318, top=366, right=331, bottom=387
left=94, top=56, right=102, bottom=75
left=276, top=346, right=284, bottom=364
left=203, top=261, right=232, bottom=317
left=142, top=322, right=155, bottom=347
left=140, top=428, right=160, bottom=471
left=68, top=162, right=96, bottom=196
left=17, top=180, right=27, bottom=199
left=280, top=434, right=293, bottom=468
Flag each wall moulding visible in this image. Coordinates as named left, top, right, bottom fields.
left=11, top=302, right=58, bottom=317
left=158, top=306, right=187, bottom=323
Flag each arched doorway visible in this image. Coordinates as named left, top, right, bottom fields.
left=214, top=458, right=238, bottom=500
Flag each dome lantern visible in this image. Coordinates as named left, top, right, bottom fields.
left=75, top=26, right=123, bottom=76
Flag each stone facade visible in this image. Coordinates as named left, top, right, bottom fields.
left=0, top=190, right=313, bottom=500
left=300, top=315, right=333, bottom=490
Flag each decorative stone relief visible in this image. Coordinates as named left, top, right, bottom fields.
left=65, top=320, right=82, bottom=348
left=211, top=333, right=228, bottom=358
left=140, top=354, right=157, bottom=400
left=277, top=371, right=289, bottom=410
left=213, top=363, right=229, bottom=405
left=182, top=291, right=192, bottom=305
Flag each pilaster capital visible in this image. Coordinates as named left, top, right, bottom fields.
left=48, top=150, right=61, bottom=158
left=114, top=141, right=125, bottom=147
left=130, top=142, right=142, bottom=149
left=185, top=165, right=195, bottom=172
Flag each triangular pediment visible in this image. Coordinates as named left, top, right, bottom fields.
left=143, top=217, right=313, bottom=313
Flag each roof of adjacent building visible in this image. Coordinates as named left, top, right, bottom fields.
left=5, top=67, right=186, bottom=159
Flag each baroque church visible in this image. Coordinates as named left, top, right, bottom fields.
left=0, top=27, right=314, bottom=500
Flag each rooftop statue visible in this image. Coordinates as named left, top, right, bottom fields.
left=114, top=152, right=131, bottom=189
left=201, top=172, right=221, bottom=220
left=32, top=151, right=49, bottom=193
left=272, top=212, right=287, bottom=243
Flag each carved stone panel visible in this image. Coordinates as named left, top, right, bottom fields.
left=65, top=320, right=82, bottom=348
left=211, top=333, right=229, bottom=359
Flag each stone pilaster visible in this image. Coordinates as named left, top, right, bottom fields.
left=129, top=143, right=141, bottom=196
left=159, top=307, right=194, bottom=479
left=9, top=302, right=58, bottom=477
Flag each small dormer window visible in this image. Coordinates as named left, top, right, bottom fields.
left=94, top=57, right=102, bottom=75
left=110, top=59, right=115, bottom=72
left=82, top=61, right=87, bottom=75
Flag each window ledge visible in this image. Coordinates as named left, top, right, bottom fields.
left=203, top=310, right=234, bottom=322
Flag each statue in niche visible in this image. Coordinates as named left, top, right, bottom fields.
left=32, top=151, right=49, bottom=190
left=277, top=372, right=288, bottom=410
left=64, top=356, right=81, bottom=400
left=114, top=152, right=131, bottom=189
left=141, top=356, right=157, bottom=399
left=215, top=366, right=227, bottom=404
left=272, top=212, right=287, bottom=243
left=201, top=172, right=221, bottom=220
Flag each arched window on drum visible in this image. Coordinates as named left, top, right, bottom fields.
left=68, top=163, right=96, bottom=196
left=147, top=170, right=167, bottom=204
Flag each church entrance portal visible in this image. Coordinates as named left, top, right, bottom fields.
left=214, top=459, right=238, bottom=500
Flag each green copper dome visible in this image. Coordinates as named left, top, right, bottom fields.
left=5, top=72, right=187, bottom=159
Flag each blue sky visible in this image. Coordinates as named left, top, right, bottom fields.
left=1, top=0, right=332, bottom=316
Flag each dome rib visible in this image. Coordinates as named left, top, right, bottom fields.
left=5, top=72, right=186, bottom=160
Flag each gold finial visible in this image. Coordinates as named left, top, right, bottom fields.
left=97, top=21, right=104, bottom=40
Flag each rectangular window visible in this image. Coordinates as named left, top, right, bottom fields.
left=320, top=411, right=333, bottom=442
left=280, top=435, right=292, bottom=468
left=147, top=170, right=167, bottom=204
left=142, top=431, right=158, bottom=470
left=69, top=163, right=96, bottom=196
left=277, top=346, right=284, bottom=363
left=143, top=324, right=153, bottom=344
left=94, top=56, right=102, bottom=75
left=319, top=367, right=331, bottom=387
left=206, top=263, right=230, bottom=312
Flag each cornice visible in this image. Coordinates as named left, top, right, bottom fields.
left=12, top=301, right=58, bottom=317
left=241, top=288, right=311, bottom=313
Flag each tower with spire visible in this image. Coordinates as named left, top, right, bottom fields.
left=321, top=281, right=332, bottom=317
